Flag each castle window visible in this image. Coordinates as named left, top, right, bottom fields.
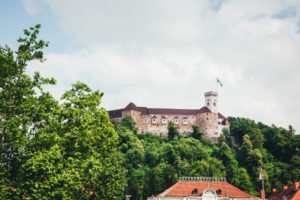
left=213, top=102, right=216, bottom=107
left=152, top=117, right=157, bottom=124
left=207, top=117, right=208, bottom=120
left=174, top=117, right=179, bottom=124
left=161, top=117, right=167, bottom=124
left=207, top=103, right=210, bottom=106
left=183, top=118, right=187, bottom=125
left=144, top=118, right=148, bottom=123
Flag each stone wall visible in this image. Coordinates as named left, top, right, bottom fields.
left=137, top=114, right=197, bottom=138
left=197, top=112, right=218, bottom=138
left=111, top=109, right=224, bottom=141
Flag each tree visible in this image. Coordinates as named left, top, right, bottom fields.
left=119, top=116, right=138, bottom=134
left=288, top=125, right=296, bottom=134
left=0, top=24, right=57, bottom=199
left=237, top=168, right=256, bottom=196
left=167, top=121, right=179, bottom=141
left=191, top=124, right=204, bottom=140
left=229, top=118, right=264, bottom=149
left=0, top=26, right=126, bottom=200
left=239, top=135, right=262, bottom=180
left=218, top=141, right=239, bottom=183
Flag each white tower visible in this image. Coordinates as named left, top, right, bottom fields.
left=204, top=91, right=218, bottom=113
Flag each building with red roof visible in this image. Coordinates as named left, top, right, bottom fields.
left=267, top=181, right=300, bottom=200
left=147, top=177, right=254, bottom=200
left=108, top=91, right=230, bottom=142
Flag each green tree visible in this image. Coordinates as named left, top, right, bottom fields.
left=0, top=26, right=126, bottom=200
left=119, top=116, right=138, bottom=134
left=0, top=24, right=56, bottom=199
left=239, top=135, right=262, bottom=181
left=218, top=141, right=239, bottom=183
left=230, top=118, right=264, bottom=149
left=191, top=124, right=204, bottom=140
left=167, top=121, right=179, bottom=141
left=237, top=168, right=256, bottom=196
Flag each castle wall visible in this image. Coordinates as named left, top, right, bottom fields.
left=109, top=90, right=230, bottom=143
left=136, top=114, right=197, bottom=138
left=197, top=112, right=218, bottom=138
left=122, top=110, right=142, bottom=125
left=122, top=111, right=221, bottom=139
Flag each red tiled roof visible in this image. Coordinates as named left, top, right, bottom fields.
left=218, top=112, right=226, bottom=120
left=147, top=106, right=210, bottom=115
left=267, top=188, right=300, bottom=200
left=124, top=102, right=137, bottom=111
left=108, top=109, right=123, bottom=118
left=158, top=181, right=253, bottom=198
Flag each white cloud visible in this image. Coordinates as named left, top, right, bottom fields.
left=24, top=0, right=300, bottom=132
left=22, top=0, right=45, bottom=15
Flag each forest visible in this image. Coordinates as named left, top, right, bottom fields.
left=0, top=25, right=299, bottom=200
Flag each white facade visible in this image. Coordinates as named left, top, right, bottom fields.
left=204, top=91, right=218, bottom=113
left=218, top=118, right=229, bottom=136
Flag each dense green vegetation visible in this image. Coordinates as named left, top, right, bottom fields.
left=0, top=25, right=126, bottom=200
left=114, top=116, right=300, bottom=199
left=1, top=25, right=299, bottom=200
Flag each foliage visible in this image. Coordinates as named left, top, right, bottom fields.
left=0, top=25, right=126, bottom=200
left=191, top=124, right=204, bottom=140
left=1, top=25, right=299, bottom=200
left=167, top=121, right=179, bottom=141
left=114, top=115, right=300, bottom=199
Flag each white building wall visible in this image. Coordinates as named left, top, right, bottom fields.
left=204, top=92, right=218, bottom=113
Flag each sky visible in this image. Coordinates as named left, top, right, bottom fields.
left=1, top=0, right=300, bottom=133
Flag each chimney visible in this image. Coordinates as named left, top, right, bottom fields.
left=294, top=181, right=299, bottom=189
left=283, top=185, right=288, bottom=190
left=260, top=189, right=264, bottom=200
left=272, top=188, right=277, bottom=193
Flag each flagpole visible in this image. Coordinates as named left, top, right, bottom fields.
left=216, top=77, right=218, bottom=93
left=260, top=167, right=265, bottom=200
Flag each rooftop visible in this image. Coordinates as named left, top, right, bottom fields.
left=267, top=183, right=300, bottom=200
left=157, top=177, right=253, bottom=198
left=108, top=102, right=218, bottom=118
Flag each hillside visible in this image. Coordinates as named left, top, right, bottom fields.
left=114, top=116, right=300, bottom=200
left=1, top=25, right=299, bottom=200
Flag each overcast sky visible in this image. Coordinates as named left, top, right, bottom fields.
left=1, top=0, right=300, bottom=133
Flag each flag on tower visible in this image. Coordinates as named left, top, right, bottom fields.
left=217, top=78, right=223, bottom=87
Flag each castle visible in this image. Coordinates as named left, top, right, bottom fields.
left=108, top=91, right=230, bottom=142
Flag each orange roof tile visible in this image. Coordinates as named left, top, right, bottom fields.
left=267, top=188, right=300, bottom=200
left=158, top=181, right=253, bottom=198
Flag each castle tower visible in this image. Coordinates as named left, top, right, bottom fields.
left=204, top=91, right=218, bottom=113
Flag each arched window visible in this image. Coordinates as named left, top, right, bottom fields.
left=174, top=117, right=179, bottom=124
left=151, top=116, right=157, bottom=124
left=161, top=117, right=167, bottom=124
left=202, top=189, right=217, bottom=200
left=183, top=118, right=188, bottom=125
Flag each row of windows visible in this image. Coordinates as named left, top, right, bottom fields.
left=207, top=102, right=217, bottom=107
left=144, top=117, right=188, bottom=125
